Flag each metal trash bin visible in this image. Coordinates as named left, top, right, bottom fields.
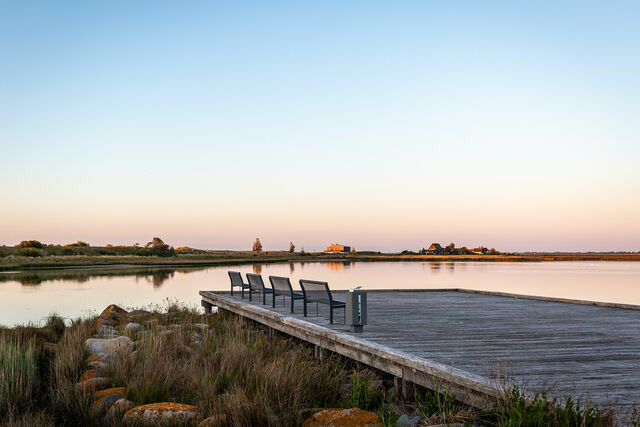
left=346, top=289, right=367, bottom=332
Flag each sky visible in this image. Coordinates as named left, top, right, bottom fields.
left=1, top=1, right=639, bottom=252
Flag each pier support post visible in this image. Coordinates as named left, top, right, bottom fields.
left=402, top=379, right=415, bottom=400
left=201, top=300, right=213, bottom=315
left=393, top=377, right=402, bottom=399
left=314, top=345, right=328, bottom=360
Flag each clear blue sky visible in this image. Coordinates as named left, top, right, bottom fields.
left=1, top=1, right=639, bottom=252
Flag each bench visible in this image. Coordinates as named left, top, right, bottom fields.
left=246, top=273, right=273, bottom=304
left=299, top=279, right=346, bottom=324
left=228, top=271, right=250, bottom=298
left=268, top=275, right=304, bottom=313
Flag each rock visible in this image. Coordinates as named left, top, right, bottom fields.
left=169, top=324, right=183, bottom=329
left=76, top=377, right=109, bottom=390
left=303, top=408, right=382, bottom=427
left=198, top=414, right=227, bottom=426
left=144, top=318, right=159, bottom=326
left=94, top=316, right=119, bottom=328
left=104, top=304, right=128, bottom=315
left=397, top=413, right=422, bottom=426
left=87, top=360, right=108, bottom=370
left=124, top=402, right=202, bottom=425
left=95, top=325, right=120, bottom=338
left=85, top=336, right=134, bottom=356
left=193, top=323, right=209, bottom=331
left=94, top=386, right=127, bottom=400
left=124, top=322, right=142, bottom=336
left=80, top=369, right=106, bottom=381
left=106, top=398, right=136, bottom=418
left=180, top=344, right=193, bottom=354
left=93, top=387, right=126, bottom=414
left=85, top=353, right=109, bottom=365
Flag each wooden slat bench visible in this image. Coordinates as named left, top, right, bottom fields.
left=299, top=279, right=346, bottom=324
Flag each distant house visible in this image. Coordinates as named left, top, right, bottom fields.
left=427, top=243, right=444, bottom=255
left=472, top=246, right=488, bottom=255
left=325, top=244, right=351, bottom=253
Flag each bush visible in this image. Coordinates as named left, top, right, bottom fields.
left=17, top=241, right=43, bottom=249
left=19, top=248, right=42, bottom=258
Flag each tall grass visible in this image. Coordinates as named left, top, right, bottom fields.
left=0, top=336, right=40, bottom=415
left=106, top=307, right=347, bottom=426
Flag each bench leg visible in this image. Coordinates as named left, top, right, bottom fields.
left=330, top=306, right=333, bottom=324
left=290, top=295, right=294, bottom=313
left=272, top=293, right=276, bottom=308
left=303, top=299, right=307, bottom=317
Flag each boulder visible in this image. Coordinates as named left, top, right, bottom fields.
left=93, top=387, right=127, bottom=414
left=76, top=377, right=109, bottom=390
left=106, top=398, right=136, bottom=418
left=85, top=336, right=134, bottom=356
left=124, top=402, right=202, bottom=425
left=124, top=322, right=142, bottom=336
left=87, top=360, right=108, bottom=370
left=94, top=386, right=127, bottom=400
left=94, top=316, right=118, bottom=328
left=198, top=414, right=227, bottom=426
left=193, top=323, right=209, bottom=331
left=80, top=368, right=107, bottom=382
left=396, top=413, right=422, bottom=426
left=303, top=408, right=382, bottom=427
left=85, top=353, right=109, bottom=365
left=104, top=304, right=128, bottom=315
left=95, top=325, right=120, bottom=338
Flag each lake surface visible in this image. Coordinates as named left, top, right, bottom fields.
left=1, top=261, right=639, bottom=326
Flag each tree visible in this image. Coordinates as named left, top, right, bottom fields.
left=17, top=240, right=43, bottom=249
left=288, top=242, right=295, bottom=253
left=459, top=246, right=472, bottom=255
left=145, top=237, right=175, bottom=257
left=252, top=238, right=262, bottom=252
left=446, top=243, right=456, bottom=254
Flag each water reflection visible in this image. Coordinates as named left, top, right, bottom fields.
left=326, top=261, right=353, bottom=271
left=0, top=267, right=206, bottom=289
left=2, top=261, right=640, bottom=326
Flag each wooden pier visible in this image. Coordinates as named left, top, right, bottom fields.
left=200, top=289, right=640, bottom=412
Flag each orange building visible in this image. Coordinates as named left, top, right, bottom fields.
left=325, top=243, right=352, bottom=253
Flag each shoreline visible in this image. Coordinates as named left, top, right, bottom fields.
left=1, top=252, right=640, bottom=272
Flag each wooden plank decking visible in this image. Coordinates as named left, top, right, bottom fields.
left=200, top=289, right=640, bottom=414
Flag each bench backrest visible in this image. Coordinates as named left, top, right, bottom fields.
left=269, top=276, right=293, bottom=295
left=299, top=279, right=332, bottom=304
left=228, top=271, right=245, bottom=287
left=246, top=273, right=267, bottom=292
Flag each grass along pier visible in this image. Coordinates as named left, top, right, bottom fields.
left=201, top=288, right=640, bottom=418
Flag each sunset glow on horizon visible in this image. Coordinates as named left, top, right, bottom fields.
left=1, top=1, right=639, bottom=252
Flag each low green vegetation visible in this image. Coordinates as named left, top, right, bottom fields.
left=0, top=304, right=630, bottom=426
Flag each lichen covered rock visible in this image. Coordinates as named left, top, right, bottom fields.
left=303, top=408, right=383, bottom=427
left=106, top=398, right=136, bottom=418
left=198, top=414, right=227, bottom=426
left=124, top=402, right=202, bottom=425
left=76, top=377, right=109, bottom=390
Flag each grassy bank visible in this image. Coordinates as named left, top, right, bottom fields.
left=0, top=303, right=627, bottom=426
left=1, top=249, right=639, bottom=272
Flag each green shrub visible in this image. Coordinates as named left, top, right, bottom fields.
left=17, top=241, right=43, bottom=249
left=496, top=385, right=613, bottom=426
left=19, top=248, right=42, bottom=257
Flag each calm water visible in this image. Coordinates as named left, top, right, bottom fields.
left=1, top=261, right=639, bottom=326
